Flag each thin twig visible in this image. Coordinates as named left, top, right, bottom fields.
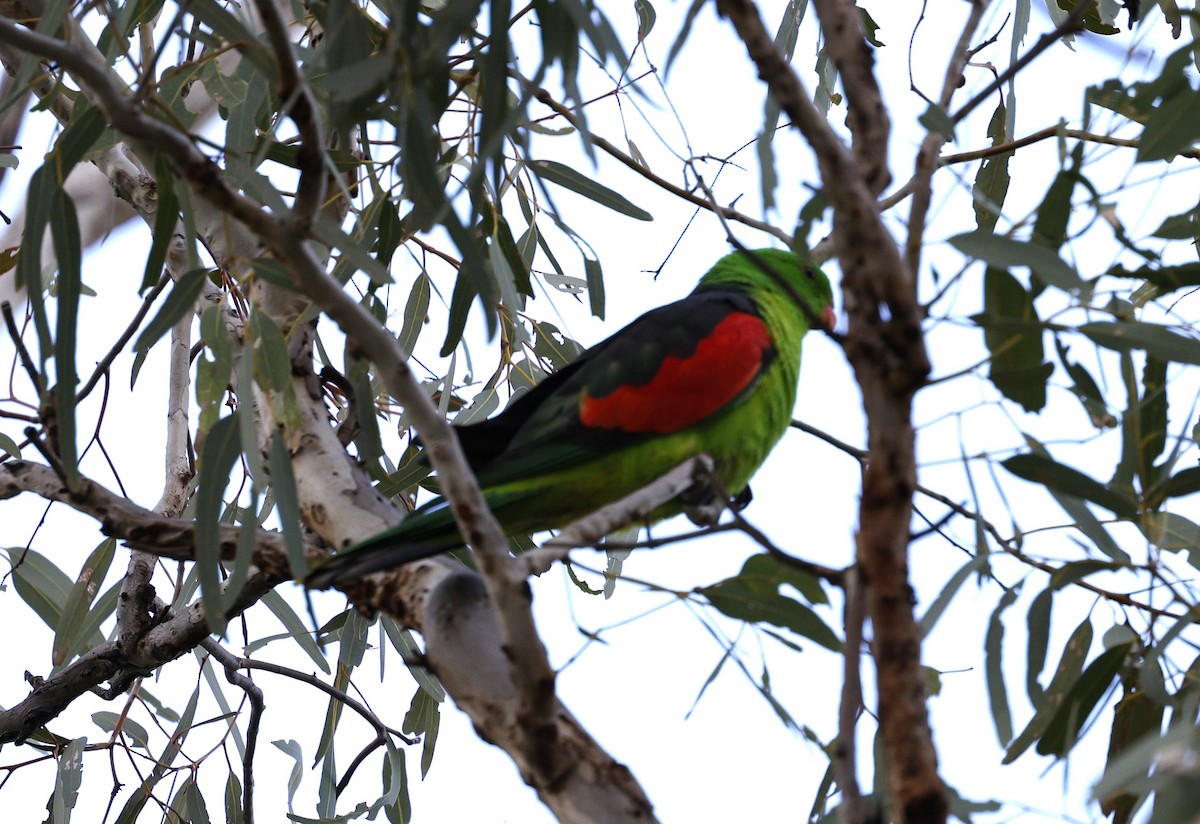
left=903, top=0, right=987, bottom=279
left=201, top=638, right=262, bottom=824
left=951, top=0, right=1091, bottom=125
left=528, top=85, right=791, bottom=244
left=76, top=276, right=169, bottom=403
left=1, top=301, right=43, bottom=394
left=941, top=125, right=1200, bottom=164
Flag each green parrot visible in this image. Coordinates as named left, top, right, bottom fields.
left=306, top=248, right=834, bottom=588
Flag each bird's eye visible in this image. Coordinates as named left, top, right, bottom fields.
left=804, top=267, right=816, bottom=280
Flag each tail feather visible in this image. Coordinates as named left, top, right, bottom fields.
left=304, top=488, right=539, bottom=589
left=304, top=537, right=460, bottom=589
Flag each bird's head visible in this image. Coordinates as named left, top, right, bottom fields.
left=700, top=247, right=835, bottom=332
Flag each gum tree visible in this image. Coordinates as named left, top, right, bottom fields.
left=0, top=1, right=1198, bottom=822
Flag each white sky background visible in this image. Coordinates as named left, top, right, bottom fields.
left=1, top=1, right=1198, bottom=822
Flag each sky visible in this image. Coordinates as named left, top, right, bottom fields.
left=1, top=1, right=1197, bottom=822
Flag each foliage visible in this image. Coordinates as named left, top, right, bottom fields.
left=0, top=0, right=1197, bottom=822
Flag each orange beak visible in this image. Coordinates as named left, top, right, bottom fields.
left=820, top=305, right=837, bottom=331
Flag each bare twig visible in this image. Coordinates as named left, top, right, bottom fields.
left=951, top=0, right=1091, bottom=125
left=904, top=0, right=988, bottom=279
left=941, top=125, right=1200, bottom=164
left=251, top=0, right=326, bottom=226
left=201, top=638, right=263, bottom=824
left=1, top=301, right=42, bottom=394
left=528, top=85, right=791, bottom=244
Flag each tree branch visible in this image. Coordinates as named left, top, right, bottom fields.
left=0, top=567, right=283, bottom=745
left=717, top=0, right=943, bottom=819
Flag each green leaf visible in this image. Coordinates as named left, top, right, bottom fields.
left=977, top=267, right=1050, bottom=412
left=380, top=615, right=445, bottom=701
left=664, top=0, right=705, bottom=73
left=1140, top=511, right=1200, bottom=552
left=1080, top=321, right=1200, bottom=364
left=859, top=6, right=883, bottom=46
left=973, top=102, right=1011, bottom=232
left=1137, top=85, right=1200, bottom=162
left=398, top=271, right=431, bottom=357
left=260, top=590, right=330, bottom=674
left=51, top=187, right=82, bottom=489
left=950, top=231, right=1084, bottom=292
left=1152, top=200, right=1200, bottom=241
left=51, top=736, right=85, bottom=824
left=403, top=684, right=441, bottom=778
left=1140, top=612, right=1193, bottom=703
left=1026, top=588, right=1052, bottom=710
left=143, top=154, right=180, bottom=292
left=1037, top=643, right=1130, bottom=757
left=171, top=775, right=212, bottom=824
left=197, top=304, right=233, bottom=429
left=185, top=0, right=273, bottom=74
left=195, top=413, right=243, bottom=635
left=0, top=431, right=20, bottom=458
left=1054, top=0, right=1119, bottom=33
left=1098, top=686, right=1165, bottom=823
left=698, top=554, right=838, bottom=651
left=1055, top=339, right=1116, bottom=428
left=441, top=265, right=475, bottom=357
left=67, top=582, right=119, bottom=664
left=53, top=538, right=115, bottom=667
left=381, top=739, right=410, bottom=822
left=58, top=104, right=106, bottom=168
left=919, top=552, right=989, bottom=637
left=1032, top=149, right=1081, bottom=251
left=584, top=256, right=605, bottom=319
left=479, top=0, right=511, bottom=193
left=635, top=0, right=656, bottom=42
left=116, top=684, right=200, bottom=823
left=268, top=430, right=308, bottom=580
left=7, top=547, right=73, bottom=631
left=312, top=219, right=394, bottom=286
left=272, top=739, right=304, bottom=814
left=1107, top=260, right=1200, bottom=294
left=1004, top=618, right=1093, bottom=763
left=1003, top=453, right=1139, bottom=519
left=530, top=159, right=653, bottom=221
left=986, top=586, right=1019, bottom=745
left=225, top=773, right=245, bottom=824
left=1146, top=466, right=1200, bottom=508
left=17, top=166, right=56, bottom=365
left=91, top=711, right=150, bottom=749
left=919, top=103, right=954, bottom=138
left=1135, top=356, right=1168, bottom=491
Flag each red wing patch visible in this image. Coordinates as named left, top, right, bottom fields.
left=579, top=311, right=771, bottom=434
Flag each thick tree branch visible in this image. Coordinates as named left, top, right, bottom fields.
left=716, top=0, right=942, bottom=820
left=0, top=460, right=306, bottom=576
left=0, top=566, right=283, bottom=745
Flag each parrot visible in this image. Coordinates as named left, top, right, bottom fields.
left=305, top=247, right=834, bottom=588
